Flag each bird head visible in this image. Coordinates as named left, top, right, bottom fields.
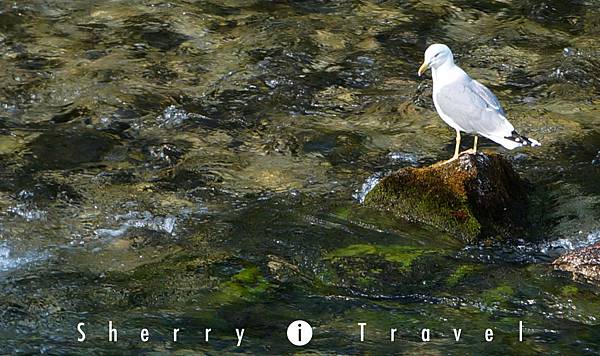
left=418, top=44, right=453, bottom=76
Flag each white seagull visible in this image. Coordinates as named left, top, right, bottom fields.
left=417, top=44, right=540, bottom=164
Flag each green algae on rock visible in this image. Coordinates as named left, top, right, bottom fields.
left=446, top=264, right=483, bottom=286
left=482, top=284, right=515, bottom=305
left=364, top=152, right=529, bottom=242
left=327, top=244, right=436, bottom=271
left=322, top=243, right=451, bottom=294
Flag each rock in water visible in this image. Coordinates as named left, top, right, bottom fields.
left=553, top=243, right=600, bottom=284
left=364, top=153, right=529, bottom=242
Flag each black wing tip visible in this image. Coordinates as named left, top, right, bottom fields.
left=506, top=131, right=541, bottom=147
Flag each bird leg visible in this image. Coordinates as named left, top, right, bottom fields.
left=460, top=135, right=477, bottom=155
left=433, top=129, right=461, bottom=166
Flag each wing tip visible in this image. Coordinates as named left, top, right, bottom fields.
left=506, top=131, right=541, bottom=148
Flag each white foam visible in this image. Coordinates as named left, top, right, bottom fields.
left=353, top=173, right=382, bottom=204
left=158, top=105, right=189, bottom=128
left=95, top=211, right=177, bottom=238
left=388, top=151, right=418, bottom=164
left=157, top=105, right=210, bottom=128
left=540, top=230, right=600, bottom=254
left=0, top=243, right=45, bottom=273
left=8, top=203, right=47, bottom=221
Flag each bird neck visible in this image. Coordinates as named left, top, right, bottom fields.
left=432, top=60, right=460, bottom=86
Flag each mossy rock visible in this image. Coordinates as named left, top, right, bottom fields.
left=364, top=153, right=529, bottom=243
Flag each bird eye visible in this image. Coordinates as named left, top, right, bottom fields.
left=434, top=53, right=440, bottom=58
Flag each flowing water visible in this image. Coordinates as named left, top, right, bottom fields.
left=1, top=0, right=600, bottom=354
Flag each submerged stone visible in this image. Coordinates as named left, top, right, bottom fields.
left=553, top=242, right=600, bottom=284
left=482, top=284, right=515, bottom=305
left=446, top=264, right=483, bottom=286
left=26, top=129, right=117, bottom=170
left=321, top=243, right=452, bottom=294
left=327, top=244, right=436, bottom=271
left=364, top=153, right=530, bottom=243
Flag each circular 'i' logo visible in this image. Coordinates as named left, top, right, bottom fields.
left=286, top=320, right=313, bottom=346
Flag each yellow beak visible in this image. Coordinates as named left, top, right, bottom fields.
left=418, top=62, right=429, bottom=77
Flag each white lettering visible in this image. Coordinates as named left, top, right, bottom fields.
left=77, top=323, right=86, bottom=342
left=453, top=328, right=462, bottom=341
left=236, top=329, right=245, bottom=346
left=421, top=328, right=430, bottom=342
left=108, top=321, right=117, bottom=342
left=358, top=323, right=367, bottom=342
left=485, top=329, right=494, bottom=342
left=141, top=329, right=149, bottom=342
left=519, top=321, right=523, bottom=342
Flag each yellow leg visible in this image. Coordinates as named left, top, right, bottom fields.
left=453, top=129, right=461, bottom=159
left=461, top=135, right=477, bottom=155
left=434, top=129, right=461, bottom=166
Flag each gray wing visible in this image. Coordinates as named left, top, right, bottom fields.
left=435, top=78, right=514, bottom=137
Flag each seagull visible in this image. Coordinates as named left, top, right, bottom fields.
left=417, top=44, right=540, bottom=164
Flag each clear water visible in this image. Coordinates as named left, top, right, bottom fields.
left=0, top=0, right=600, bottom=354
